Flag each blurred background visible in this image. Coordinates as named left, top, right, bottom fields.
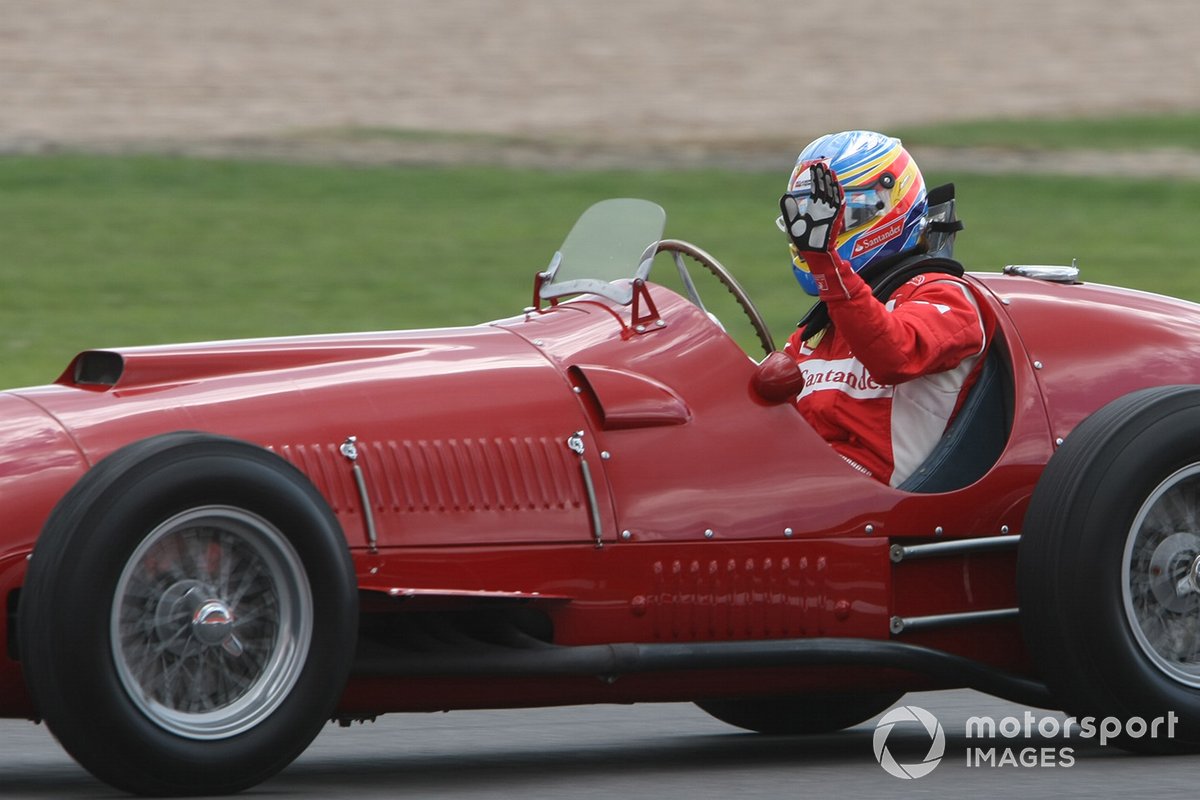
left=1, top=0, right=1198, bottom=384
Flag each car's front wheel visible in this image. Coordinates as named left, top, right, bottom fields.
left=19, top=432, right=358, bottom=796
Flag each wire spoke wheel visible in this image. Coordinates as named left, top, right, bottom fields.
left=1123, top=465, right=1200, bottom=688
left=112, top=506, right=313, bottom=739
left=20, top=433, right=357, bottom=795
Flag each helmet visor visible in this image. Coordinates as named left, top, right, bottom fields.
left=775, top=184, right=892, bottom=238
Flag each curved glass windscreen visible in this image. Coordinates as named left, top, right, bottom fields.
left=538, top=198, right=666, bottom=305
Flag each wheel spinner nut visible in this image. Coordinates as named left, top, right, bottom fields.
left=193, top=600, right=235, bottom=646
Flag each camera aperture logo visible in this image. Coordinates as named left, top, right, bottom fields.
left=872, top=705, right=945, bottom=779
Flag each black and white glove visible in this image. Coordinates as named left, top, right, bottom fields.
left=779, top=160, right=845, bottom=252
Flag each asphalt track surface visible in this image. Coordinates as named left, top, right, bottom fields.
left=2, top=689, right=1197, bottom=799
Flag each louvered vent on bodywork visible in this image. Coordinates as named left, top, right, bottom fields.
left=275, top=437, right=584, bottom=515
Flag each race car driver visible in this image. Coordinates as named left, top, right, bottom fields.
left=752, top=131, right=992, bottom=487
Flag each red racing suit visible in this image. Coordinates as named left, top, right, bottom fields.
left=783, top=265, right=992, bottom=486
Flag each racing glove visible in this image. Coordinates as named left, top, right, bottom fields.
left=779, top=161, right=862, bottom=302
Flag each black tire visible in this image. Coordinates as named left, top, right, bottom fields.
left=695, top=691, right=904, bottom=735
left=1019, top=386, right=1200, bottom=752
left=19, top=432, right=358, bottom=795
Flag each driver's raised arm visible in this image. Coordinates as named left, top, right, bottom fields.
left=759, top=131, right=991, bottom=485
left=793, top=252, right=986, bottom=385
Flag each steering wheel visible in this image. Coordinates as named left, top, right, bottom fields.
left=654, top=239, right=776, bottom=356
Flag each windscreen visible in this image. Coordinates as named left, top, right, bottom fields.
left=538, top=198, right=666, bottom=305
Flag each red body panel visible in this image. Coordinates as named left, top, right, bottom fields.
left=4, top=271, right=1200, bottom=717
left=978, top=276, right=1200, bottom=440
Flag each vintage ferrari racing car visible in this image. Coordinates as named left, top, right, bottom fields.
left=2, top=198, right=1200, bottom=794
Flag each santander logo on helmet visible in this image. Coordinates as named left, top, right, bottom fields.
left=851, top=216, right=906, bottom=257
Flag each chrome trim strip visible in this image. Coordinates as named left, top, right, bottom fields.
left=566, top=431, right=604, bottom=549
left=890, top=607, right=1019, bottom=635
left=890, top=534, right=1020, bottom=563
left=350, top=463, right=379, bottom=555
left=340, top=436, right=379, bottom=554
left=578, top=457, right=604, bottom=549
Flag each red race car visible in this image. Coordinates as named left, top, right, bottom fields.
left=2, top=198, right=1199, bottom=794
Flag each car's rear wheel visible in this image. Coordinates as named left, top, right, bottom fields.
left=695, top=691, right=903, bottom=735
left=1019, top=386, right=1200, bottom=751
left=20, top=432, right=358, bottom=795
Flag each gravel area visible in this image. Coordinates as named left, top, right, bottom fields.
left=2, top=0, right=1198, bottom=169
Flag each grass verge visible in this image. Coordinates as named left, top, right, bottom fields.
left=1, top=154, right=1198, bottom=386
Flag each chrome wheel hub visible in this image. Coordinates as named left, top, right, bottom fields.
left=1123, top=465, right=1200, bottom=687
left=1146, top=532, right=1200, bottom=612
left=111, top=506, right=312, bottom=740
left=192, top=599, right=242, bottom=655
